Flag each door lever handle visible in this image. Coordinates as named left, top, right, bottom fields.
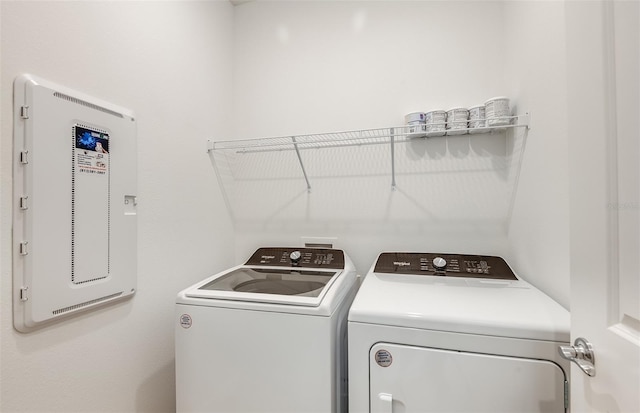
left=558, top=337, right=596, bottom=377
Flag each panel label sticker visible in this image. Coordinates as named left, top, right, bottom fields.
left=180, top=314, right=193, bottom=329
left=71, top=123, right=110, bottom=284
left=75, top=125, right=109, bottom=175
left=375, top=349, right=393, bottom=367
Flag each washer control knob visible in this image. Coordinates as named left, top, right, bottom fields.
left=290, top=250, right=302, bottom=264
left=432, top=257, right=447, bottom=270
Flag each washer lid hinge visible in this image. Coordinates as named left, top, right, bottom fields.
left=20, top=106, right=30, bottom=119
left=19, top=151, right=29, bottom=164
left=20, top=287, right=29, bottom=301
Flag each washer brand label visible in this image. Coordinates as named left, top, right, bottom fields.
left=393, top=261, right=411, bottom=267
left=375, top=349, right=393, bottom=367
left=180, top=314, right=192, bottom=329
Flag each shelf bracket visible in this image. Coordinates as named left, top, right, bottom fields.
left=292, top=136, right=311, bottom=192
left=519, top=112, right=531, bottom=129
left=390, top=128, right=396, bottom=190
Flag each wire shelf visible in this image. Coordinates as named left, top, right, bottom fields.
left=208, top=114, right=529, bottom=154
left=208, top=113, right=530, bottom=201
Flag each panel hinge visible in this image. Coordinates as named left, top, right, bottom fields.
left=20, top=106, right=30, bottom=119
left=20, top=287, right=29, bottom=301
left=19, top=151, right=29, bottom=164
left=19, top=241, right=29, bottom=255
left=19, top=196, right=29, bottom=210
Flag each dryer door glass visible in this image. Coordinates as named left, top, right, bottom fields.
left=198, top=268, right=337, bottom=297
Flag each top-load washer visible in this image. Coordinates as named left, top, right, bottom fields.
left=348, top=252, right=571, bottom=413
left=175, top=247, right=358, bottom=413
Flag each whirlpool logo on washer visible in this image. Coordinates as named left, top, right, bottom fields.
left=180, top=314, right=192, bottom=329
left=393, top=261, right=411, bottom=267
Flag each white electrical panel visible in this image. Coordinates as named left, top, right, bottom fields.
left=13, top=74, right=137, bottom=332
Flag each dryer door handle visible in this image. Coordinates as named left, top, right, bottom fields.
left=378, top=393, right=393, bottom=413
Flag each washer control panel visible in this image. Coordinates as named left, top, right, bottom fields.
left=374, top=252, right=517, bottom=280
left=245, top=247, right=345, bottom=269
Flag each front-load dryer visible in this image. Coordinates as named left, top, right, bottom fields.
left=176, top=247, right=358, bottom=413
left=348, top=252, right=571, bottom=413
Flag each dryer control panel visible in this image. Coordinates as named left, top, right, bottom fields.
left=245, top=247, right=345, bottom=269
left=374, top=253, right=517, bottom=280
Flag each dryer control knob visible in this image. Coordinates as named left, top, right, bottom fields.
left=432, top=257, right=447, bottom=270
left=290, top=250, right=302, bottom=264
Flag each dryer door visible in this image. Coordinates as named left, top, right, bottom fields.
left=369, top=343, right=567, bottom=413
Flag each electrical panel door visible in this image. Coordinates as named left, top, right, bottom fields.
left=13, top=74, right=137, bottom=332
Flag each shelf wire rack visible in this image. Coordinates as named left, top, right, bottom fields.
left=209, top=114, right=529, bottom=154
left=208, top=113, right=530, bottom=192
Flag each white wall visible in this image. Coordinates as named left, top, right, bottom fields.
left=231, top=0, right=517, bottom=273
left=232, top=1, right=508, bottom=136
left=0, top=2, right=234, bottom=412
left=230, top=0, right=571, bottom=309
left=503, top=1, right=570, bottom=308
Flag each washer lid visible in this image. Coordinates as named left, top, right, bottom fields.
left=349, top=270, right=569, bottom=342
left=184, top=266, right=342, bottom=307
